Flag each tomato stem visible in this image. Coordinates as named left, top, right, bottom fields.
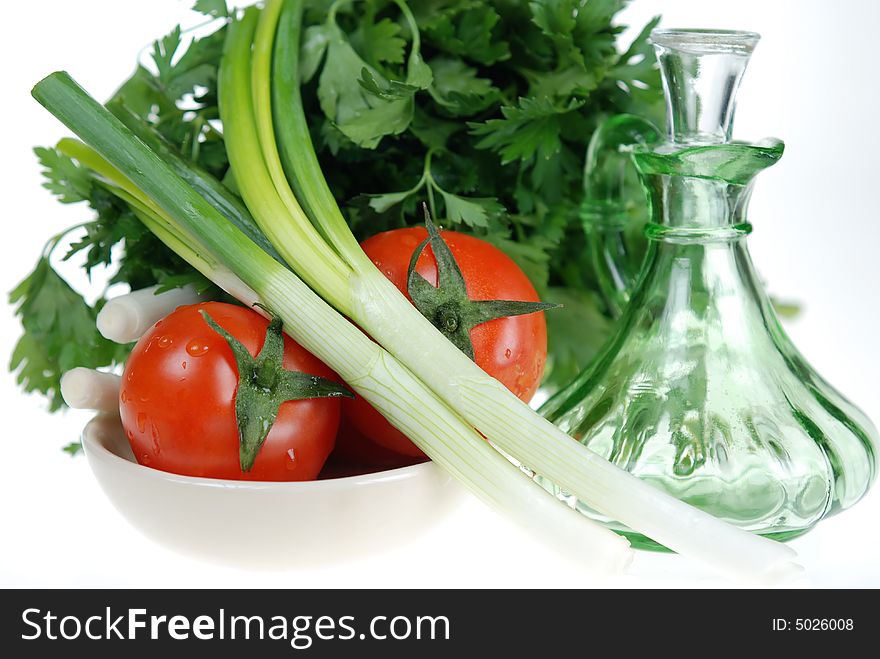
left=405, top=205, right=560, bottom=361
left=200, top=310, right=352, bottom=471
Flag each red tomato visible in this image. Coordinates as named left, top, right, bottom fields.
left=344, top=228, right=548, bottom=458
left=119, top=302, right=342, bottom=481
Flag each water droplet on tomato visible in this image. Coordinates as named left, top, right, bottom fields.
left=185, top=340, right=210, bottom=357
left=137, top=412, right=147, bottom=434
left=286, top=448, right=297, bottom=470
left=141, top=453, right=152, bottom=465
left=157, top=336, right=172, bottom=349
left=120, top=389, right=129, bottom=403
left=181, top=361, right=187, bottom=370
left=504, top=348, right=512, bottom=359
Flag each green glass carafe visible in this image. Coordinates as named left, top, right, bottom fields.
left=540, top=29, right=878, bottom=549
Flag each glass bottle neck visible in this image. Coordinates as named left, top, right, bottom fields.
left=634, top=176, right=765, bottom=337
left=641, top=173, right=754, bottom=243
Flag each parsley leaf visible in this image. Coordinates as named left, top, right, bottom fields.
left=469, top=96, right=584, bottom=165
left=364, top=189, right=417, bottom=214
left=192, top=0, right=229, bottom=19
left=160, top=26, right=227, bottom=101
left=309, top=6, right=433, bottom=149
left=416, top=1, right=511, bottom=65
left=428, top=57, right=499, bottom=116
left=62, top=441, right=84, bottom=456
left=314, top=21, right=414, bottom=148
left=436, top=190, right=501, bottom=228
left=350, top=18, right=406, bottom=67
left=34, top=146, right=91, bottom=203
left=9, top=257, right=126, bottom=411
left=151, top=25, right=182, bottom=82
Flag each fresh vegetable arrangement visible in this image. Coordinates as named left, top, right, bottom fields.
left=12, top=0, right=802, bottom=581
left=12, top=0, right=663, bottom=417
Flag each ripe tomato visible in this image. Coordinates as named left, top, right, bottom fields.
left=344, top=227, right=548, bottom=458
left=119, top=302, right=342, bottom=481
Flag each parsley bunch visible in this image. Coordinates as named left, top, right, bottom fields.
left=11, top=0, right=663, bottom=418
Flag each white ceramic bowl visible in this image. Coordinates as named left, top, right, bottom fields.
left=82, top=415, right=464, bottom=568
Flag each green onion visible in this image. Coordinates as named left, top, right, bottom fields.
left=32, top=69, right=632, bottom=575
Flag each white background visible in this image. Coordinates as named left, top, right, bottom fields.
left=0, top=0, right=877, bottom=588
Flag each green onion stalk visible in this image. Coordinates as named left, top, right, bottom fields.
left=30, top=0, right=802, bottom=582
